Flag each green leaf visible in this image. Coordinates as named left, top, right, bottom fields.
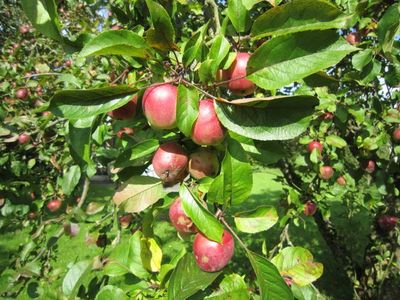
left=377, top=3, right=400, bottom=55
left=179, top=184, right=224, bottom=242
left=352, top=49, right=372, bottom=71
left=208, top=35, right=231, bottom=76
left=242, top=0, right=263, bottom=10
left=115, top=139, right=159, bottom=168
left=247, top=30, right=357, bottom=90
left=271, top=247, right=323, bottom=286
left=358, top=59, right=381, bottom=85
left=79, top=30, right=150, bottom=58
left=251, top=0, right=353, bottom=40
left=113, top=176, right=164, bottom=213
left=62, top=260, right=91, bottom=297
left=140, top=237, right=163, bottom=272
left=103, top=232, right=149, bottom=279
left=95, top=285, right=128, bottom=300
left=62, top=165, right=81, bottom=196
left=234, top=206, right=278, bottom=233
left=247, top=251, right=294, bottom=300
left=49, top=86, right=138, bottom=120
left=21, top=0, right=62, bottom=41
left=67, top=118, right=95, bottom=169
left=205, top=274, right=250, bottom=299
left=183, top=23, right=208, bottom=66
left=176, top=85, right=199, bottom=137
left=168, top=253, right=221, bottom=300
left=215, top=96, right=318, bottom=141
left=209, top=138, right=253, bottom=206
left=291, top=284, right=318, bottom=300
left=325, top=135, right=347, bottom=148
left=146, top=0, right=176, bottom=51
left=227, top=0, right=250, bottom=33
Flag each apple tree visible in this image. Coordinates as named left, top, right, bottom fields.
left=1, top=0, right=399, bottom=299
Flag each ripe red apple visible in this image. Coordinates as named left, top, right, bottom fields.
left=169, top=197, right=196, bottom=234
left=152, top=142, right=189, bottom=184
left=19, top=24, right=30, bottom=34
left=18, top=133, right=30, bottom=144
left=111, top=25, right=121, bottom=30
left=42, top=111, right=51, bottom=117
left=319, top=166, right=334, bottom=180
left=193, top=229, right=234, bottom=272
left=16, top=88, right=28, bottom=100
left=378, top=215, right=398, bottom=232
left=323, top=112, right=334, bottom=120
left=226, top=52, right=255, bottom=96
left=119, top=214, right=133, bottom=228
left=108, top=96, right=138, bottom=120
left=189, top=148, right=219, bottom=179
left=192, top=99, right=226, bottom=146
left=346, top=32, right=361, bottom=45
left=392, top=128, right=400, bottom=142
left=65, top=60, right=72, bottom=68
left=364, top=160, right=375, bottom=174
left=304, top=201, right=317, bottom=216
left=308, top=141, right=323, bottom=153
left=47, top=199, right=62, bottom=212
left=336, top=176, right=346, bottom=186
left=142, top=84, right=178, bottom=129
left=116, top=127, right=134, bottom=138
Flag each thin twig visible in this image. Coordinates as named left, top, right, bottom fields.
left=181, top=78, right=217, bottom=100
left=23, top=72, right=63, bottom=79
left=220, top=217, right=248, bottom=251
left=77, top=177, right=90, bottom=209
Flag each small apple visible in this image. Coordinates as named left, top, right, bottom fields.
left=364, top=160, right=375, bottom=174
left=192, top=99, right=226, bottom=146
left=336, top=176, right=346, bottom=186
left=65, top=60, right=72, bottom=67
left=117, top=127, right=134, bottom=138
left=189, top=148, right=219, bottom=179
left=392, top=128, right=400, bottom=143
left=378, top=215, right=398, bottom=232
left=18, top=133, right=30, bottom=144
left=119, top=214, right=133, bottom=228
left=108, top=96, right=138, bottom=120
left=226, top=52, right=255, bottom=96
left=142, top=84, right=177, bottom=129
left=19, top=24, right=30, bottom=34
left=47, top=199, right=62, bottom=212
left=323, top=112, right=334, bottom=120
left=319, top=166, right=334, bottom=180
left=169, top=197, right=196, bottom=234
left=193, top=229, right=234, bottom=272
left=152, top=142, right=189, bottom=184
left=111, top=25, right=121, bottom=30
left=304, top=201, right=317, bottom=216
left=16, top=88, right=29, bottom=100
left=308, top=141, right=323, bottom=153
left=42, top=111, right=51, bottom=117
left=346, top=32, right=361, bottom=45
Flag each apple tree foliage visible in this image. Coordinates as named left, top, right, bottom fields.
left=0, top=0, right=400, bottom=299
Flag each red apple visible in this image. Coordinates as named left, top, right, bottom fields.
left=346, top=32, right=361, bottom=45
left=308, top=141, right=323, bottom=153
left=116, top=127, right=134, bottom=138
left=47, top=199, right=62, bottom=212
left=226, top=52, right=255, bottom=96
left=108, top=96, right=138, bottom=120
left=119, top=214, right=133, bottom=228
left=304, top=201, right=317, bottom=216
left=323, top=112, right=334, bottom=120
left=19, top=24, right=30, bottom=34
left=111, top=25, right=121, bottom=30
left=192, top=99, right=226, bottom=146
left=364, top=160, right=375, bottom=174
left=193, top=229, right=234, bottom=272
left=142, top=84, right=177, bottom=129
left=336, top=176, right=346, bottom=186
left=18, top=133, right=30, bottom=144
left=189, top=148, right=219, bottom=179
left=392, top=128, right=400, bottom=143
left=96, top=234, right=107, bottom=247
left=42, top=111, right=51, bottom=117
left=169, top=197, right=196, bottom=234
left=319, top=166, right=334, bottom=180
left=152, top=142, right=189, bottom=184
left=378, top=215, right=398, bottom=232
left=16, top=88, right=29, bottom=100
left=65, top=60, right=72, bottom=67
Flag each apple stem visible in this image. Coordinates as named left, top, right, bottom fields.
left=220, top=217, right=248, bottom=252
